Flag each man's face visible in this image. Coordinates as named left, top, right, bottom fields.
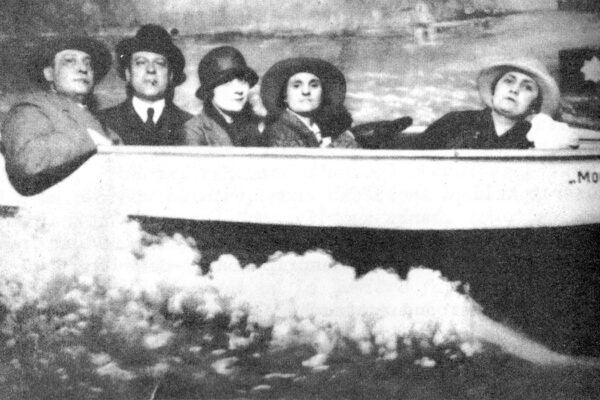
left=126, top=51, right=171, bottom=101
left=43, top=49, right=94, bottom=101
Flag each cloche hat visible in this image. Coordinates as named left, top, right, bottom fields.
left=260, top=57, right=346, bottom=115
left=477, top=57, right=560, bottom=116
left=116, top=24, right=186, bottom=86
left=28, top=36, right=112, bottom=87
left=195, top=46, right=258, bottom=100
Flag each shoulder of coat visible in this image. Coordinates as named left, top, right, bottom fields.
left=14, top=91, right=56, bottom=107
left=187, top=110, right=218, bottom=130
left=168, top=103, right=193, bottom=121
left=6, top=92, right=64, bottom=119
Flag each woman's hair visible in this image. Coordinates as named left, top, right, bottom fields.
left=491, top=69, right=543, bottom=114
left=202, top=72, right=253, bottom=104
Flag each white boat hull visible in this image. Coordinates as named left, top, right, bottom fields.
left=1, top=146, right=600, bottom=230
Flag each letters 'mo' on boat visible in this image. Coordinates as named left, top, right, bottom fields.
left=1, top=126, right=599, bottom=231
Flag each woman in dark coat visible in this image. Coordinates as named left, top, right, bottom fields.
left=183, top=46, right=264, bottom=147
left=413, top=57, right=578, bottom=150
left=260, top=57, right=358, bottom=148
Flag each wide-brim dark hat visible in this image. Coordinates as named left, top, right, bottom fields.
left=477, top=57, right=560, bottom=116
left=28, top=36, right=112, bottom=87
left=260, top=57, right=346, bottom=115
left=116, top=24, right=186, bottom=86
left=195, top=46, right=258, bottom=100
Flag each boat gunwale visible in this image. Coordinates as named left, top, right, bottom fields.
left=97, top=145, right=600, bottom=162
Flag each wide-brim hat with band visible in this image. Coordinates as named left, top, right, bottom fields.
left=28, top=36, right=112, bottom=87
left=260, top=57, right=346, bottom=115
left=116, top=24, right=186, bottom=86
left=477, top=57, right=560, bottom=116
left=195, top=46, right=258, bottom=100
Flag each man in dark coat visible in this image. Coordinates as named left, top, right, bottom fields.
left=1, top=35, right=121, bottom=195
left=99, top=24, right=192, bottom=146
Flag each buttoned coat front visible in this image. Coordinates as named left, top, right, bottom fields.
left=99, top=99, right=192, bottom=146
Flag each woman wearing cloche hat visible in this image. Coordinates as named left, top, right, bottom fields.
left=183, top=46, right=264, bottom=147
left=415, top=57, right=578, bottom=149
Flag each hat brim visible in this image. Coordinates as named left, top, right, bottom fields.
left=260, top=57, right=346, bottom=115
left=195, top=67, right=259, bottom=99
left=477, top=58, right=560, bottom=116
left=28, top=36, right=112, bottom=87
left=116, top=37, right=186, bottom=86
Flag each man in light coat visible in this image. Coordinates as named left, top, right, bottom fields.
left=1, top=36, right=121, bottom=195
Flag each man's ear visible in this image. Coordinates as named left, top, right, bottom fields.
left=43, top=66, right=54, bottom=83
left=124, top=68, right=131, bottom=83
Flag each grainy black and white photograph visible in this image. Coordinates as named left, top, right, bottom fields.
left=0, top=0, right=599, bottom=399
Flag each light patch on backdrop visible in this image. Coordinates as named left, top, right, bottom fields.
left=581, top=56, right=600, bottom=83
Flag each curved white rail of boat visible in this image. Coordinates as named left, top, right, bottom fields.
left=1, top=144, right=600, bottom=230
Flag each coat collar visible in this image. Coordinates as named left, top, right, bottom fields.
left=479, top=108, right=531, bottom=143
left=131, top=96, right=166, bottom=123
left=279, top=109, right=321, bottom=147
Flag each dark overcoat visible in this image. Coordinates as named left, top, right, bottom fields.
left=410, top=108, right=532, bottom=149
left=99, top=99, right=192, bottom=146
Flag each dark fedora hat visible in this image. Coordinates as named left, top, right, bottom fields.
left=196, top=46, right=258, bottom=100
left=260, top=57, right=346, bottom=115
left=28, top=36, right=112, bottom=87
left=116, top=24, right=186, bottom=86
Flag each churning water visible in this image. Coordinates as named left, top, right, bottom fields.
left=0, top=200, right=599, bottom=398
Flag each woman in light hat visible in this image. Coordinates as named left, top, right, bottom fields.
left=260, top=57, right=358, bottom=148
left=416, top=57, right=578, bottom=149
left=183, top=46, right=264, bottom=147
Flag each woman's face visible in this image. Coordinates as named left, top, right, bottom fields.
left=212, top=78, right=250, bottom=113
left=492, top=71, right=540, bottom=119
left=285, top=72, right=322, bottom=114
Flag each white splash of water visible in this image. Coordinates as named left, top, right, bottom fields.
left=0, top=204, right=585, bottom=374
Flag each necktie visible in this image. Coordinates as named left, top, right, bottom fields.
left=145, top=107, right=155, bottom=130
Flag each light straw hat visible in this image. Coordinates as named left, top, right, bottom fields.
left=477, top=57, right=560, bottom=116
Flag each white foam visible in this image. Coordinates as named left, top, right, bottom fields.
left=0, top=208, right=587, bottom=371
